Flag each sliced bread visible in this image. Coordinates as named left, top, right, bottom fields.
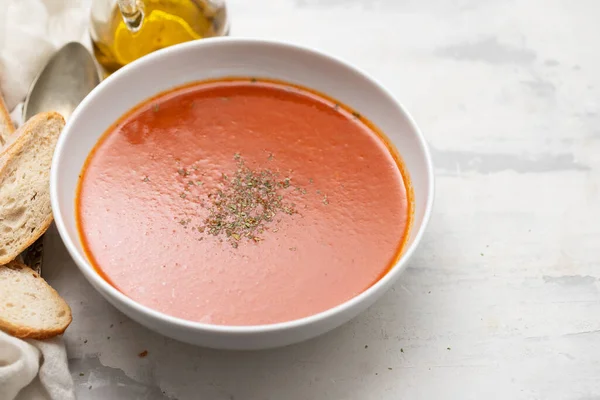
left=0, top=112, right=65, bottom=265
left=0, top=90, right=15, bottom=147
left=0, top=260, right=72, bottom=339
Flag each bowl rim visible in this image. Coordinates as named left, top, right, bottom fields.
left=50, top=37, right=435, bottom=334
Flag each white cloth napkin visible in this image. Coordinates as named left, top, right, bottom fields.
left=0, top=0, right=89, bottom=399
left=0, top=331, right=74, bottom=400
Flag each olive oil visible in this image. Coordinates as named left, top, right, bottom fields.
left=90, top=0, right=228, bottom=74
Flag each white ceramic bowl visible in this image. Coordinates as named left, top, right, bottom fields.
left=51, top=38, right=434, bottom=350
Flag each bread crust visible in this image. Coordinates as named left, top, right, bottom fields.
left=0, top=260, right=72, bottom=339
left=0, top=112, right=64, bottom=264
left=0, top=91, right=14, bottom=147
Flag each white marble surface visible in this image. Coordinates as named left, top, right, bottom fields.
left=43, top=0, right=600, bottom=398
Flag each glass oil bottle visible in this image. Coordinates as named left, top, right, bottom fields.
left=90, top=0, right=229, bottom=74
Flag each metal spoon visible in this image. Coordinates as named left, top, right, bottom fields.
left=20, top=42, right=102, bottom=274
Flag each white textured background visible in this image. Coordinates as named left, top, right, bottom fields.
left=41, top=0, right=600, bottom=398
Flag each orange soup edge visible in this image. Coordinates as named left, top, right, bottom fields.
left=76, top=77, right=413, bottom=326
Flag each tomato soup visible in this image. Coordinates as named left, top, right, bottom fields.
left=77, top=78, right=412, bottom=326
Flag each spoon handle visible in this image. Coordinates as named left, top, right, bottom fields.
left=20, top=236, right=44, bottom=275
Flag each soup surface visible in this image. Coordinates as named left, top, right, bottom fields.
left=77, top=79, right=411, bottom=325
